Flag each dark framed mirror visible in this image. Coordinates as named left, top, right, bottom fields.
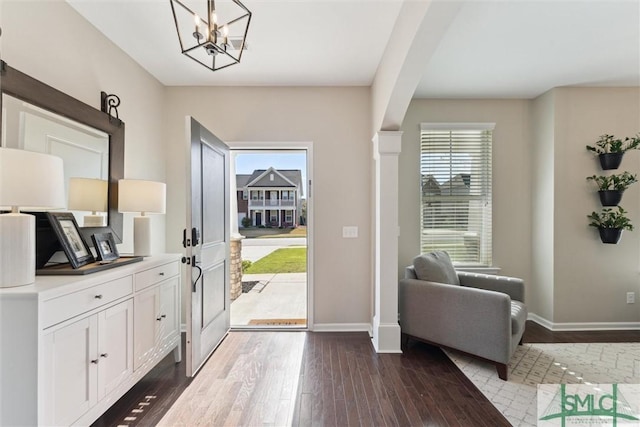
left=0, top=61, right=125, bottom=243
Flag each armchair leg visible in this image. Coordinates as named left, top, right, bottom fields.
left=496, top=363, right=508, bottom=380
left=519, top=336, right=524, bottom=345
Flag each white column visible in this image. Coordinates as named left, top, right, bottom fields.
left=372, top=131, right=402, bottom=353
left=229, top=152, right=242, bottom=239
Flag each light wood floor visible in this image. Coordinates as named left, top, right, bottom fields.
left=92, top=323, right=640, bottom=427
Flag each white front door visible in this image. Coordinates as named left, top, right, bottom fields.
left=185, top=117, right=230, bottom=377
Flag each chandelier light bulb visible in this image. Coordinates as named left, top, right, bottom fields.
left=222, top=25, right=229, bottom=48
left=193, top=13, right=203, bottom=40
left=211, top=10, right=217, bottom=25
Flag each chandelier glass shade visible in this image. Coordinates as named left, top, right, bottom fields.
left=170, top=0, right=251, bottom=71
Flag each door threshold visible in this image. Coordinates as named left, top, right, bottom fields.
left=231, top=324, right=308, bottom=332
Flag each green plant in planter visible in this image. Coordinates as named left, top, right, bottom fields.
left=586, top=134, right=640, bottom=170
left=586, top=134, right=640, bottom=154
left=586, top=171, right=638, bottom=191
left=588, top=206, right=633, bottom=230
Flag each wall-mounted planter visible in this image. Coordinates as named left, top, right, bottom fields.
left=598, top=227, right=623, bottom=244
left=598, top=190, right=623, bottom=206
left=598, top=152, right=624, bottom=170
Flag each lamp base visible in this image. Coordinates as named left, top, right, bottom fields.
left=83, top=214, right=105, bottom=227
left=0, top=213, right=35, bottom=287
left=133, top=216, right=152, bottom=257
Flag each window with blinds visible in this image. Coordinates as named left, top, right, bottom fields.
left=420, top=123, right=494, bottom=266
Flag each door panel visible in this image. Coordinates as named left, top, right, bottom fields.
left=202, top=145, right=225, bottom=243
left=159, top=278, right=180, bottom=347
left=98, top=299, right=133, bottom=399
left=134, top=287, right=158, bottom=370
left=202, top=263, right=225, bottom=328
left=43, top=316, right=97, bottom=426
left=186, top=117, right=230, bottom=377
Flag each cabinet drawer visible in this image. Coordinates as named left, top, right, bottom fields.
left=42, top=276, right=133, bottom=328
left=135, top=261, right=179, bottom=291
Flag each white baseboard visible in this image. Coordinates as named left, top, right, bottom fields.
left=312, top=323, right=372, bottom=333
left=181, top=323, right=187, bottom=333
left=528, top=313, right=640, bottom=331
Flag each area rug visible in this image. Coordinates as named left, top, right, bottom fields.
left=445, top=343, right=640, bottom=427
left=247, top=318, right=306, bottom=326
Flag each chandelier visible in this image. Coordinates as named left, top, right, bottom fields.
left=170, top=0, right=251, bottom=72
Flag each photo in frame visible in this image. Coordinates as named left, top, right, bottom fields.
left=91, top=232, right=120, bottom=263
left=46, top=212, right=95, bottom=269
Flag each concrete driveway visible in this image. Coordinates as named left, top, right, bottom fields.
left=232, top=236, right=308, bottom=327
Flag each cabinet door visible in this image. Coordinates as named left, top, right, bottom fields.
left=98, top=299, right=134, bottom=399
left=42, top=316, right=98, bottom=426
left=134, top=287, right=159, bottom=370
left=159, top=277, right=180, bottom=347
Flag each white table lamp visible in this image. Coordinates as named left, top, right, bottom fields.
left=118, top=179, right=166, bottom=256
left=0, top=148, right=66, bottom=287
left=68, top=177, right=108, bottom=226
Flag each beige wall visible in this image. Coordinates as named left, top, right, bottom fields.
left=552, top=87, right=640, bottom=323
left=399, top=99, right=533, bottom=290
left=530, top=90, right=556, bottom=321
left=402, top=91, right=640, bottom=326
left=0, top=0, right=167, bottom=254
left=163, top=86, right=373, bottom=325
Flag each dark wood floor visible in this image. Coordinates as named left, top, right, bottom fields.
left=92, top=321, right=640, bottom=427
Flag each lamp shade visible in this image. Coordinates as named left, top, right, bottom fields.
left=68, top=177, right=108, bottom=212
left=0, top=148, right=66, bottom=287
left=118, top=179, right=166, bottom=214
left=0, top=148, right=66, bottom=210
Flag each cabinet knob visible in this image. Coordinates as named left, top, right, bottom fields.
left=94, top=294, right=103, bottom=299
left=90, top=359, right=99, bottom=364
left=157, top=317, right=162, bottom=321
left=161, top=314, right=167, bottom=318
left=159, top=272, right=165, bottom=276
left=100, top=353, right=109, bottom=358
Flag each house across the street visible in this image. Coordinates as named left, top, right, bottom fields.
left=236, top=167, right=304, bottom=228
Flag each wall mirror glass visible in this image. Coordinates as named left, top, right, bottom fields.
left=0, top=62, right=124, bottom=243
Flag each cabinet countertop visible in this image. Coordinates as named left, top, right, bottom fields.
left=0, top=253, right=181, bottom=300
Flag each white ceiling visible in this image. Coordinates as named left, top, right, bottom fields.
left=68, top=0, right=640, bottom=99
left=67, top=0, right=403, bottom=87
left=414, top=0, right=640, bottom=99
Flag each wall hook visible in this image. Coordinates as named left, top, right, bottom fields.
left=100, top=91, right=121, bottom=126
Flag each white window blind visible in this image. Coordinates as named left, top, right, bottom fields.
left=420, top=123, right=494, bottom=266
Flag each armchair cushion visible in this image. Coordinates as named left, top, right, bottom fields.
left=413, top=251, right=459, bottom=285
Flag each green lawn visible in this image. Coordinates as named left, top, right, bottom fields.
left=244, top=247, right=307, bottom=274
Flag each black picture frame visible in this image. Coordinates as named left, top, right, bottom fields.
left=47, top=212, right=95, bottom=269
left=91, top=232, right=120, bottom=262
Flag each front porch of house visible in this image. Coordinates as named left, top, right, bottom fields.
left=248, top=208, right=298, bottom=228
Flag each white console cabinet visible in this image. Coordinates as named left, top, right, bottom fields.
left=0, top=255, right=181, bottom=426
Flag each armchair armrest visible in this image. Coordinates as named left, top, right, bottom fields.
left=399, top=278, right=512, bottom=364
left=457, top=271, right=524, bottom=302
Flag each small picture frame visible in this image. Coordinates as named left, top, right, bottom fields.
left=46, top=212, right=95, bottom=269
left=91, top=232, right=120, bottom=263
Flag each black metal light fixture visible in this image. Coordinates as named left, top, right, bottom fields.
left=170, top=0, right=251, bottom=72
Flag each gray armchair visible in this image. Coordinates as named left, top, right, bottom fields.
left=399, top=252, right=527, bottom=380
